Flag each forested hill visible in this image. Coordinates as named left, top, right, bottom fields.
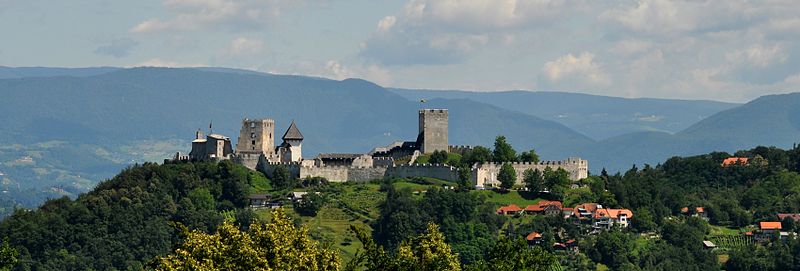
left=2, top=145, right=800, bottom=270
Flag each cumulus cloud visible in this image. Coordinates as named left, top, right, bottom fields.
left=130, top=0, right=289, bottom=33
left=94, top=38, right=138, bottom=58
left=725, top=44, right=788, bottom=69
left=360, top=0, right=584, bottom=65
left=541, top=52, right=611, bottom=88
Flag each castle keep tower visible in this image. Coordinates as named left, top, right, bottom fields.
left=418, top=109, right=448, bottom=154
left=278, top=120, right=304, bottom=162
left=236, top=118, right=275, bottom=155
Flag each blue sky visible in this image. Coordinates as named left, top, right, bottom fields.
left=1, top=0, right=799, bottom=102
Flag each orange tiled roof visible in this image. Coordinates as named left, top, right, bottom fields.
left=524, top=201, right=563, bottom=212
left=594, top=208, right=634, bottom=219
left=497, top=204, right=523, bottom=214
left=680, top=207, right=705, bottom=213
left=526, top=232, right=542, bottom=241
left=760, top=221, right=782, bottom=230
left=722, top=157, right=749, bottom=167
left=778, top=213, right=800, bottom=222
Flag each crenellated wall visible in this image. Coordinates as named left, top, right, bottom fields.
left=473, top=158, right=588, bottom=187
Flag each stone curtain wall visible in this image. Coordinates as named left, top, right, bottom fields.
left=474, top=158, right=588, bottom=187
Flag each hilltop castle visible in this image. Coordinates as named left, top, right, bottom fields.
left=176, top=109, right=588, bottom=187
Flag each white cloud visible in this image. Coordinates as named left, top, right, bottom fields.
left=377, top=16, right=396, bottom=32
left=542, top=52, right=610, bottom=87
left=360, top=0, right=585, bottom=65
left=130, top=0, right=288, bottom=34
left=227, top=37, right=265, bottom=56
left=725, top=44, right=788, bottom=69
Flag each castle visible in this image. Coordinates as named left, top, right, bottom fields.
left=176, top=109, right=588, bottom=187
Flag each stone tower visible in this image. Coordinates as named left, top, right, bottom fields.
left=236, top=118, right=275, bottom=155
left=279, top=120, right=304, bottom=162
left=418, top=109, right=448, bottom=154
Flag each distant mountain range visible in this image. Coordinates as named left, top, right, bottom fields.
left=390, top=88, right=739, bottom=140
left=0, top=66, right=798, bottom=209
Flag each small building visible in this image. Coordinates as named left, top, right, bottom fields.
left=524, top=201, right=563, bottom=216
left=722, top=157, right=749, bottom=167
left=526, top=232, right=543, bottom=245
left=497, top=204, right=523, bottom=215
left=760, top=221, right=782, bottom=234
left=778, top=213, right=800, bottom=222
left=680, top=206, right=709, bottom=221
left=248, top=194, right=271, bottom=208
left=702, top=240, right=716, bottom=249
left=189, top=130, right=234, bottom=161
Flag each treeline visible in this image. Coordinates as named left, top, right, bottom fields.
left=0, top=161, right=260, bottom=270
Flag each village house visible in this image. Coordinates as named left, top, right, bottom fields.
left=496, top=204, right=523, bottom=215
left=523, top=201, right=563, bottom=216
left=526, top=232, right=543, bottom=246
left=571, top=203, right=634, bottom=229
left=681, top=206, right=709, bottom=221
left=778, top=213, right=800, bottom=223
left=721, top=157, right=749, bottom=167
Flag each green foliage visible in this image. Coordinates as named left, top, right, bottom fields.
left=466, top=237, right=556, bottom=271
left=498, top=163, right=517, bottom=190
left=348, top=223, right=461, bottom=271
left=155, top=209, right=340, bottom=271
left=429, top=150, right=449, bottom=165
left=271, top=165, right=294, bottom=190
left=294, top=192, right=327, bottom=217
left=462, top=146, right=492, bottom=166
left=492, top=136, right=517, bottom=162
left=0, top=162, right=259, bottom=270
left=518, top=149, right=540, bottom=163
left=523, top=169, right=544, bottom=193
left=0, top=238, right=18, bottom=271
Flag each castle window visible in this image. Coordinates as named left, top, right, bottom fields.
left=250, top=133, right=256, bottom=138
left=250, top=122, right=256, bottom=128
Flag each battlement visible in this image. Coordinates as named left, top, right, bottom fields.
left=419, top=109, right=448, bottom=113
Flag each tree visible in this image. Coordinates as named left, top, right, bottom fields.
left=348, top=223, right=461, bottom=271
left=457, top=166, right=473, bottom=190
left=543, top=167, right=570, bottom=199
left=429, top=150, right=449, bottom=164
left=492, top=136, right=517, bottom=162
left=466, top=237, right=556, bottom=271
left=0, top=238, right=17, bottom=271
left=498, top=163, right=517, bottom=190
left=518, top=149, right=540, bottom=163
left=272, top=165, right=293, bottom=190
left=396, top=223, right=462, bottom=271
left=522, top=169, right=544, bottom=193
left=155, top=209, right=340, bottom=271
left=462, top=146, right=492, bottom=166
left=294, top=192, right=326, bottom=216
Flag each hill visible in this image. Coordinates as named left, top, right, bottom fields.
left=390, top=88, right=738, bottom=140
left=0, top=67, right=591, bottom=208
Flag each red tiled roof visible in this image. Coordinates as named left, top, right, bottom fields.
left=760, top=221, right=783, bottom=230
left=594, top=208, right=634, bottom=219
left=722, top=157, right=749, bottom=167
left=524, top=201, right=563, bottom=212
left=778, top=213, right=800, bottom=222
left=526, top=232, right=542, bottom=241
left=497, top=204, right=523, bottom=214
left=744, top=232, right=753, bottom=236
left=680, top=207, right=705, bottom=214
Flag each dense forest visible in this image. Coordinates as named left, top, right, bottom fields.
left=1, top=142, right=800, bottom=270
